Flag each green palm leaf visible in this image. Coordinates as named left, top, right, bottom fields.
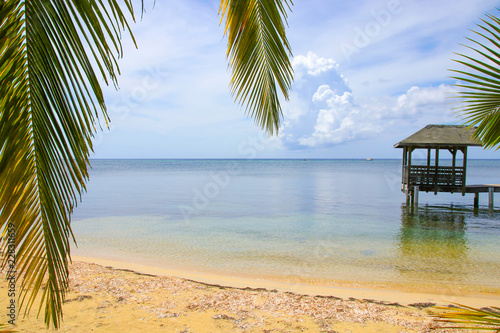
left=433, top=303, right=500, bottom=331
left=451, top=10, right=500, bottom=149
left=1, top=0, right=293, bottom=329
left=220, top=0, right=294, bottom=135
left=0, top=323, right=17, bottom=333
left=0, top=0, right=135, bottom=328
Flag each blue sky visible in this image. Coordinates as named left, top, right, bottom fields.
left=93, top=0, right=500, bottom=159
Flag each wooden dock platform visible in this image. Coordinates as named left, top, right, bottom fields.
left=465, top=184, right=500, bottom=208
left=464, top=184, right=500, bottom=193
left=409, top=184, right=500, bottom=208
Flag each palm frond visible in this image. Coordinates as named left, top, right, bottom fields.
left=0, top=324, right=18, bottom=333
left=0, top=0, right=135, bottom=328
left=220, top=0, right=294, bottom=135
left=1, top=0, right=294, bottom=329
left=451, top=10, right=500, bottom=149
left=433, top=303, right=500, bottom=331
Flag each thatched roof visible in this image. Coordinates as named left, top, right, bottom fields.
left=394, top=125, right=482, bottom=148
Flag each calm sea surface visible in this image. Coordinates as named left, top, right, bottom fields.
left=72, top=159, right=500, bottom=291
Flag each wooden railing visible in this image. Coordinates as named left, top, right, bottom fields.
left=402, top=165, right=464, bottom=188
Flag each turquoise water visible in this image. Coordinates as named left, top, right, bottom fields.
left=71, top=159, right=500, bottom=291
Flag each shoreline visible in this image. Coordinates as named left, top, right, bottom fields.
left=73, top=255, right=500, bottom=308
left=2, top=258, right=497, bottom=332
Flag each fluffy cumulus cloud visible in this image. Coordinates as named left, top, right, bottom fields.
left=280, top=52, right=457, bottom=149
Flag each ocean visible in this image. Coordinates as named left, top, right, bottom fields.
left=71, top=159, right=500, bottom=293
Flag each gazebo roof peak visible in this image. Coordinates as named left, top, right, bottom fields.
left=394, top=124, right=482, bottom=148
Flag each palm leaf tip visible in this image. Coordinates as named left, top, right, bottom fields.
left=220, top=0, right=294, bottom=136
left=433, top=303, right=500, bottom=331
left=452, top=8, right=500, bottom=150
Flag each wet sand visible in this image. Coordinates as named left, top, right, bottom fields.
left=2, top=258, right=498, bottom=332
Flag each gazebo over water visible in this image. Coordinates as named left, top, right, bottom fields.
left=394, top=125, right=499, bottom=208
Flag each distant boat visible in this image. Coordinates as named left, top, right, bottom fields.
left=365, top=158, right=373, bottom=161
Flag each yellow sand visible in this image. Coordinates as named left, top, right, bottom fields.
left=74, top=255, right=500, bottom=308
left=1, top=258, right=498, bottom=332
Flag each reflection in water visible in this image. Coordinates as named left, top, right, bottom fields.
left=397, top=204, right=469, bottom=286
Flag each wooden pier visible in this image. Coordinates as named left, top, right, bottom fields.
left=409, top=184, right=500, bottom=208
left=395, top=125, right=497, bottom=208
left=465, top=185, right=500, bottom=208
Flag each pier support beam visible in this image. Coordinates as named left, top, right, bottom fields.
left=410, top=185, right=419, bottom=208
left=489, top=187, right=494, bottom=209
left=474, top=193, right=479, bottom=209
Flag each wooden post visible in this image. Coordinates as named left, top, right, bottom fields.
left=408, top=147, right=412, bottom=168
left=434, top=149, right=439, bottom=194
left=402, top=147, right=408, bottom=190
left=463, top=147, right=468, bottom=195
left=407, top=147, right=413, bottom=191
left=427, top=148, right=431, bottom=186
left=414, top=185, right=419, bottom=207
left=489, top=187, right=494, bottom=209
left=450, top=148, right=457, bottom=187
left=474, top=193, right=479, bottom=209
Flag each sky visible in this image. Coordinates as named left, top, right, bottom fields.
left=93, top=0, right=500, bottom=159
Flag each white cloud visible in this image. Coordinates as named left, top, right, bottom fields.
left=293, top=52, right=339, bottom=76
left=298, top=87, right=384, bottom=147
left=280, top=53, right=351, bottom=149
left=281, top=52, right=458, bottom=149
left=394, top=85, right=453, bottom=116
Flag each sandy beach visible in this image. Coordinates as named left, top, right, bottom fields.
left=2, top=258, right=499, bottom=332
